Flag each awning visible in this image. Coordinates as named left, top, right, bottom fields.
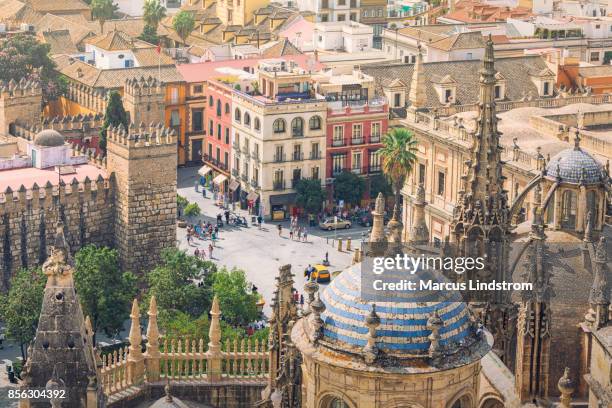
left=247, top=191, right=259, bottom=202
left=213, top=174, right=228, bottom=185
left=269, top=193, right=297, bottom=206
left=229, top=180, right=240, bottom=191
left=198, top=166, right=212, bottom=177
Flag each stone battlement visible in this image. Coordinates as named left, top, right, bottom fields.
left=0, top=78, right=41, bottom=100
left=0, top=174, right=113, bottom=209
left=124, top=76, right=164, bottom=97
left=107, top=122, right=177, bottom=149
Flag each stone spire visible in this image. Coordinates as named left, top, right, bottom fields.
left=127, top=299, right=144, bottom=385
left=385, top=205, right=403, bottom=255
left=144, top=296, right=161, bottom=381
left=586, top=237, right=610, bottom=329
left=515, top=204, right=553, bottom=402
left=557, top=367, right=574, bottom=408
left=427, top=310, right=443, bottom=359
left=19, top=222, right=104, bottom=408
left=452, top=34, right=508, bottom=233
left=206, top=296, right=223, bottom=381
left=408, top=45, right=426, bottom=112
left=363, top=304, right=380, bottom=363
left=409, top=184, right=429, bottom=244
left=370, top=193, right=386, bottom=243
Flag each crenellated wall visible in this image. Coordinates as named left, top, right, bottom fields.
left=0, top=176, right=115, bottom=290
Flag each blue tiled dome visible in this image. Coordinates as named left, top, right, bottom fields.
left=546, top=148, right=603, bottom=184
left=320, top=264, right=475, bottom=357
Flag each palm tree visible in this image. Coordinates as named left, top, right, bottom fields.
left=172, top=11, right=195, bottom=47
left=143, top=0, right=167, bottom=31
left=379, top=127, right=418, bottom=214
left=91, top=0, right=115, bottom=34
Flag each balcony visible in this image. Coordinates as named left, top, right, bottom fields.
left=231, top=168, right=239, bottom=177
left=292, top=152, right=304, bottom=161
left=203, top=154, right=228, bottom=172
left=332, top=168, right=348, bottom=176
left=274, top=153, right=286, bottom=163
left=351, top=167, right=362, bottom=175
left=351, top=137, right=364, bottom=145
left=250, top=179, right=259, bottom=189
left=332, top=139, right=346, bottom=147
left=273, top=180, right=286, bottom=191
left=369, top=165, right=382, bottom=173
left=291, top=179, right=301, bottom=188
left=310, top=151, right=321, bottom=160
left=370, top=134, right=381, bottom=143
left=251, top=152, right=260, bottom=162
left=232, top=143, right=241, bottom=153
left=240, top=174, right=248, bottom=182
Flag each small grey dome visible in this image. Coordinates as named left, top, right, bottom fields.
left=546, top=147, right=603, bottom=184
left=34, top=129, right=65, bottom=147
left=148, top=385, right=191, bottom=408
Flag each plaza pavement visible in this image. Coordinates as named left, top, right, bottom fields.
left=177, top=167, right=360, bottom=315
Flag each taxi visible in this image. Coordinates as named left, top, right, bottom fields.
left=305, top=264, right=331, bottom=283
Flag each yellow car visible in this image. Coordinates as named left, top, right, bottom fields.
left=305, top=264, right=331, bottom=283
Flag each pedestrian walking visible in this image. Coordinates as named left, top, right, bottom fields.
left=202, top=188, right=206, bottom=198
left=208, top=243, right=213, bottom=258
left=297, top=228, right=301, bottom=241
left=194, top=248, right=200, bottom=257
left=194, top=180, right=199, bottom=192
left=303, top=228, right=308, bottom=242
left=187, top=234, right=192, bottom=246
left=289, top=229, right=293, bottom=240
left=277, top=224, right=282, bottom=236
left=224, top=210, right=230, bottom=224
left=257, top=215, right=263, bottom=229
left=300, top=294, right=304, bottom=306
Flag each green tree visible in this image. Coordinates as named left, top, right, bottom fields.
left=138, top=24, right=159, bottom=45
left=99, top=90, right=128, bottom=153
left=368, top=173, right=393, bottom=200
left=172, top=11, right=195, bottom=46
left=74, top=245, right=138, bottom=343
left=334, top=170, right=365, bottom=206
left=143, top=0, right=167, bottom=31
left=0, top=268, right=46, bottom=362
left=0, top=34, right=67, bottom=102
left=146, top=248, right=216, bottom=324
left=295, top=178, right=325, bottom=214
left=212, top=268, right=260, bottom=326
left=379, top=127, right=418, bottom=211
left=91, top=0, right=115, bottom=34
left=184, top=202, right=201, bottom=217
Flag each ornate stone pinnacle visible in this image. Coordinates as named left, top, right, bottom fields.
left=374, top=192, right=384, bottom=214
left=557, top=367, right=574, bottom=408
left=573, top=129, right=581, bottom=150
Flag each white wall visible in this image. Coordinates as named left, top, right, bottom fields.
left=86, top=45, right=137, bottom=69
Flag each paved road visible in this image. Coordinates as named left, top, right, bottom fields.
left=177, top=167, right=359, bottom=315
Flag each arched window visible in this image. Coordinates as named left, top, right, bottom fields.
left=254, top=117, right=261, bottom=131
left=209, top=95, right=213, bottom=106
left=216, top=100, right=221, bottom=116
left=561, top=190, right=577, bottom=229
left=328, top=398, right=349, bottom=408
left=234, top=108, right=241, bottom=123
left=273, top=118, right=286, bottom=133
left=244, top=112, right=251, bottom=127
left=309, top=115, right=322, bottom=130
left=225, top=102, right=230, bottom=114
left=292, top=117, right=304, bottom=137
left=586, top=190, right=599, bottom=227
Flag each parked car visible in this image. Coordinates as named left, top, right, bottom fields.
left=319, top=217, right=352, bottom=231
left=305, top=264, right=331, bottom=283
left=357, top=211, right=390, bottom=227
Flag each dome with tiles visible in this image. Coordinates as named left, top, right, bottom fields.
left=545, top=146, right=603, bottom=185
left=319, top=262, right=488, bottom=365
left=34, top=129, right=65, bottom=147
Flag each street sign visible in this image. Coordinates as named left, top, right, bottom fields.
left=338, top=200, right=344, bottom=208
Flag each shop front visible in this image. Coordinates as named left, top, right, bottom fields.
left=198, top=165, right=213, bottom=187
left=212, top=173, right=228, bottom=207
left=246, top=191, right=259, bottom=215
left=269, top=193, right=297, bottom=221
left=228, top=179, right=240, bottom=208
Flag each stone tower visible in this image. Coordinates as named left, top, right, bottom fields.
left=19, top=222, right=104, bottom=408
left=105, top=122, right=177, bottom=274
left=123, top=77, right=165, bottom=127
left=515, top=196, right=553, bottom=402
left=0, top=78, right=42, bottom=135
left=450, top=35, right=516, bottom=366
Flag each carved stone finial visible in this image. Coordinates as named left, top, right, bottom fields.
left=557, top=367, right=574, bottom=408
left=363, top=304, right=381, bottom=363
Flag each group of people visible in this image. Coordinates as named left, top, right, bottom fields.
left=193, top=244, right=214, bottom=260
left=245, top=320, right=267, bottom=336
left=187, top=221, right=220, bottom=243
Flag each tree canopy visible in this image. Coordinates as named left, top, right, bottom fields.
left=146, top=248, right=216, bottom=324
left=74, top=245, right=138, bottom=342
left=295, top=178, right=326, bottom=214
left=138, top=24, right=160, bottom=45
left=0, top=268, right=46, bottom=361
left=379, top=127, right=418, bottom=207
left=212, top=268, right=260, bottom=326
left=91, top=0, right=115, bottom=34
left=99, top=90, right=129, bottom=153
left=334, top=170, right=365, bottom=206
left=172, top=11, right=195, bottom=45
left=143, top=0, right=167, bottom=30
left=0, top=34, right=67, bottom=102
left=368, top=174, right=393, bottom=200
